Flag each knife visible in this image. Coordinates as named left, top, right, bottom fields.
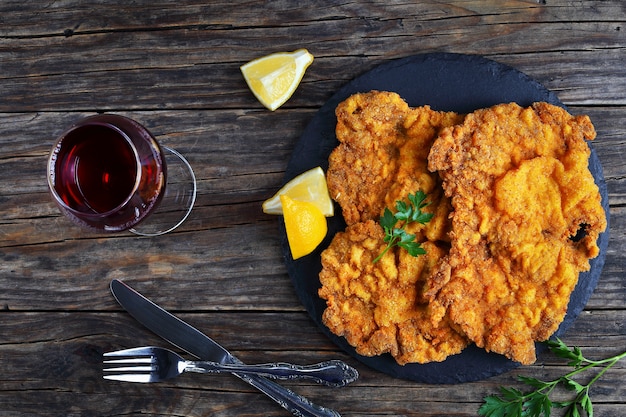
left=110, top=279, right=342, bottom=417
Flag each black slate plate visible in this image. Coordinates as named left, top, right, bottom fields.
left=281, top=53, right=610, bottom=383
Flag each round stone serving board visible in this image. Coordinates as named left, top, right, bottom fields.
left=281, top=53, right=610, bottom=383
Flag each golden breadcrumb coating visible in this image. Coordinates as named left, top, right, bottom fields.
left=321, top=91, right=466, bottom=365
left=426, top=102, right=607, bottom=365
left=320, top=93, right=605, bottom=367
left=328, top=90, right=463, bottom=242
left=319, top=220, right=468, bottom=365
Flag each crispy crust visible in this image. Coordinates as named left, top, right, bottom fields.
left=319, top=94, right=605, bottom=366
left=328, top=90, right=462, bottom=238
left=426, top=102, right=606, bottom=364
left=319, top=221, right=468, bottom=364
left=321, top=91, right=467, bottom=364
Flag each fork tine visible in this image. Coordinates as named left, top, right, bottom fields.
left=103, top=365, right=155, bottom=372
left=103, top=357, right=153, bottom=365
left=103, top=374, right=154, bottom=383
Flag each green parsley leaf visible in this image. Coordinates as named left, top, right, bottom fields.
left=380, top=207, right=397, bottom=232
left=479, top=394, right=520, bottom=417
left=399, top=240, right=427, bottom=257
left=580, top=394, right=593, bottom=416
left=478, top=338, right=626, bottom=417
left=373, top=191, right=432, bottom=263
left=547, top=338, right=585, bottom=367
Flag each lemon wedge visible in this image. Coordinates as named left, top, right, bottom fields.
left=240, top=49, right=314, bottom=111
left=263, top=166, right=334, bottom=217
left=281, top=195, right=327, bottom=259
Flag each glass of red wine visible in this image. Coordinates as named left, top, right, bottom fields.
left=47, top=114, right=196, bottom=236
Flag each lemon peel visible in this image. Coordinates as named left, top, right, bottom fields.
left=263, top=166, right=333, bottom=217
left=281, top=195, right=327, bottom=260
left=241, top=49, right=313, bottom=111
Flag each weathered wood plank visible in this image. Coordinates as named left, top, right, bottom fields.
left=0, top=45, right=623, bottom=112
left=0, top=311, right=623, bottom=416
left=0, top=2, right=624, bottom=111
left=1, top=0, right=625, bottom=37
left=0, top=222, right=302, bottom=311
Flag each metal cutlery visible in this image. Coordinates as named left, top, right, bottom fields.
left=103, top=346, right=358, bottom=387
left=109, top=279, right=347, bottom=417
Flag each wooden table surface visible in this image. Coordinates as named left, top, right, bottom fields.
left=1, top=1, right=624, bottom=416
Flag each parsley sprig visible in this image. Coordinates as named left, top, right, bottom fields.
left=373, top=191, right=433, bottom=263
left=479, top=338, right=626, bottom=417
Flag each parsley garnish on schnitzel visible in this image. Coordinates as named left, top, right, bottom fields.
left=373, top=191, right=433, bottom=263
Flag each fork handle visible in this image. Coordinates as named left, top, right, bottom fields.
left=185, top=359, right=358, bottom=387
left=235, top=372, right=341, bottom=417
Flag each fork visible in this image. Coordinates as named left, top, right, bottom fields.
left=103, top=346, right=359, bottom=387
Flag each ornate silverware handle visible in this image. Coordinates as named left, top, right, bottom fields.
left=235, top=371, right=342, bottom=417
left=187, top=359, right=358, bottom=387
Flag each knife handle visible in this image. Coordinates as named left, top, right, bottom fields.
left=234, top=372, right=342, bottom=417
left=187, top=359, right=358, bottom=387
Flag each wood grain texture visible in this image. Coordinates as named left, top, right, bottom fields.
left=0, top=1, right=624, bottom=416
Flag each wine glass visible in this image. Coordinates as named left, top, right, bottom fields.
left=47, top=114, right=196, bottom=236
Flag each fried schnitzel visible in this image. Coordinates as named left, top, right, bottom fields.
left=320, top=91, right=466, bottom=363
left=426, top=102, right=607, bottom=364
left=319, top=92, right=605, bottom=367
left=319, top=220, right=468, bottom=364
left=327, top=91, right=462, bottom=242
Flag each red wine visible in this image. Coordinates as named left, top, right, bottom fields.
left=48, top=115, right=165, bottom=232
left=54, top=125, right=137, bottom=213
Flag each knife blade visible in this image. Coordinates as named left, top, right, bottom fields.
left=110, top=279, right=341, bottom=417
